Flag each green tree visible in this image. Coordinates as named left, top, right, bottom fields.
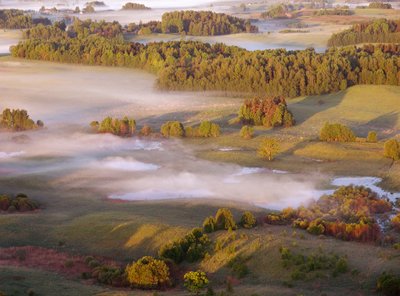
left=239, top=125, right=254, bottom=139
left=319, top=122, right=356, bottom=142
left=240, top=211, right=257, bottom=229
left=384, top=139, right=400, bottom=160
left=125, top=256, right=171, bottom=289
left=258, top=137, right=280, bottom=161
left=184, top=270, right=209, bottom=295
left=160, top=121, right=185, bottom=137
left=203, top=216, right=216, bottom=233
left=367, top=131, right=378, bottom=143
left=215, top=208, right=237, bottom=230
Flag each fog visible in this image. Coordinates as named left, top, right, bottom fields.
left=0, top=58, right=329, bottom=210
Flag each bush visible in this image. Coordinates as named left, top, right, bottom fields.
left=159, top=228, right=210, bottom=263
left=160, top=121, right=185, bottom=137
left=184, top=270, right=209, bottom=294
left=140, top=124, right=152, bottom=136
left=125, top=256, right=171, bottom=289
left=240, top=211, right=257, bottom=229
left=203, top=216, right=216, bottom=233
left=384, top=139, right=400, bottom=160
left=367, top=131, right=378, bottom=143
left=257, top=137, right=280, bottom=161
left=307, top=221, right=325, bottom=235
left=197, top=121, right=220, bottom=137
left=333, top=257, right=348, bottom=275
left=239, top=125, right=254, bottom=139
left=377, top=272, right=400, bottom=296
left=320, top=122, right=356, bottom=142
left=215, top=208, right=237, bottom=230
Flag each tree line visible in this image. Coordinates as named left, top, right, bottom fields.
left=160, top=10, right=258, bottom=36
left=328, top=18, right=400, bottom=47
left=0, top=9, right=50, bottom=29
left=11, top=19, right=400, bottom=97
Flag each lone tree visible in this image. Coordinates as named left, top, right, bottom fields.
left=240, top=211, right=257, bottom=229
left=240, top=125, right=254, bottom=139
left=125, top=256, right=171, bottom=289
left=367, top=131, right=378, bottom=143
left=184, top=270, right=209, bottom=295
left=215, top=208, right=237, bottom=230
left=258, top=137, right=280, bottom=161
left=384, top=139, right=400, bottom=160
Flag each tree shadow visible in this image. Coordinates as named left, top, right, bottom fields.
left=366, top=111, right=399, bottom=138
left=288, top=90, right=347, bottom=125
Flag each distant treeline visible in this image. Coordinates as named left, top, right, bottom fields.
left=313, top=8, right=354, bottom=16
left=367, top=2, right=392, bottom=9
left=160, top=10, right=258, bottom=35
left=11, top=19, right=400, bottom=97
left=0, top=9, right=50, bottom=29
left=328, top=18, right=400, bottom=46
left=122, top=2, right=150, bottom=10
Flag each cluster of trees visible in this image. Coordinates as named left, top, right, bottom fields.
left=328, top=19, right=400, bottom=47
left=202, top=208, right=257, bottom=233
left=158, top=228, right=211, bottom=264
left=238, top=96, right=295, bottom=127
left=368, top=2, right=392, bottom=9
left=319, top=122, right=356, bottom=142
left=0, top=108, right=43, bottom=131
left=161, top=10, right=258, bottom=36
left=266, top=186, right=393, bottom=242
left=0, top=194, right=39, bottom=212
left=122, top=3, right=150, bottom=10
left=11, top=19, right=400, bottom=96
left=313, top=8, right=354, bottom=16
left=384, top=138, right=400, bottom=160
left=160, top=121, right=221, bottom=138
left=91, top=116, right=136, bottom=137
left=0, top=9, right=50, bottom=29
left=280, top=247, right=348, bottom=280
left=261, top=4, right=297, bottom=19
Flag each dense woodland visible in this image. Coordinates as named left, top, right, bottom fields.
left=160, top=10, right=258, bottom=35
left=328, top=18, right=400, bottom=47
left=0, top=108, right=43, bottom=131
left=11, top=20, right=400, bottom=97
left=265, top=186, right=393, bottom=242
left=0, top=9, right=50, bottom=29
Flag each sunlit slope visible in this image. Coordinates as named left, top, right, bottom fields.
left=289, top=85, right=400, bottom=136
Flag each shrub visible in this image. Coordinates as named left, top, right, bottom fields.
left=203, top=216, right=216, bottom=233
left=125, top=256, right=171, bottom=289
left=240, top=211, right=257, bottom=229
left=92, top=265, right=124, bottom=286
left=257, top=137, right=280, bottom=161
left=239, top=125, right=254, bottom=139
left=140, top=124, right=152, bottom=136
left=333, top=257, right=348, bottom=275
left=160, top=121, right=185, bottom=137
left=215, top=208, right=237, bottom=230
left=0, top=195, right=11, bottom=211
left=198, top=121, right=220, bottom=137
left=307, top=221, right=325, bottom=235
left=320, top=122, right=356, bottom=142
left=377, top=272, right=400, bottom=296
left=384, top=139, right=400, bottom=160
left=367, top=131, right=378, bottom=143
left=184, top=270, right=209, bottom=294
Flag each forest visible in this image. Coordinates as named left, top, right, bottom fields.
left=328, top=18, right=400, bottom=47
left=0, top=9, right=50, bottom=29
left=160, top=10, right=258, bottom=35
left=11, top=19, right=400, bottom=97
